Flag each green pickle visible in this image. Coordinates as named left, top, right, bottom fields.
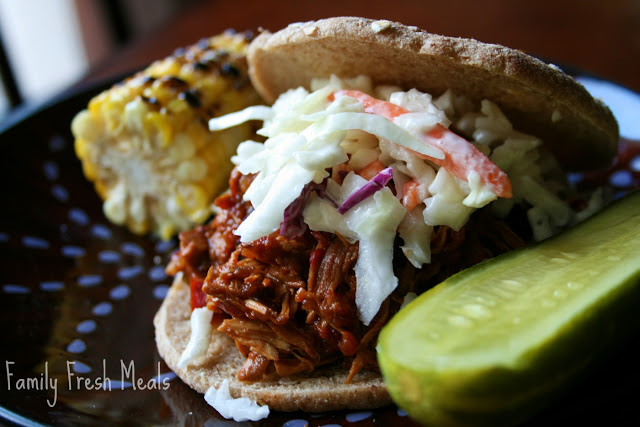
left=377, top=190, right=640, bottom=426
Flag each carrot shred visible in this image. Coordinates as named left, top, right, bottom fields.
left=331, top=90, right=512, bottom=198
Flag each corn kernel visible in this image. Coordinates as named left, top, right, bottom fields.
left=168, top=133, right=196, bottom=161
left=159, top=223, right=176, bottom=241
left=146, top=112, right=173, bottom=147
left=177, top=184, right=207, bottom=212
left=177, top=158, right=208, bottom=182
left=124, top=98, right=149, bottom=133
left=71, top=111, right=96, bottom=140
left=103, top=183, right=127, bottom=225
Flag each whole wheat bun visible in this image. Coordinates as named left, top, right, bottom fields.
left=248, top=16, right=619, bottom=171
left=154, top=276, right=391, bottom=412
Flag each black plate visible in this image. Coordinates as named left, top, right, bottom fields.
left=1, top=73, right=640, bottom=426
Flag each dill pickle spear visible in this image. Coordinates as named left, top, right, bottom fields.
left=377, top=191, right=640, bottom=427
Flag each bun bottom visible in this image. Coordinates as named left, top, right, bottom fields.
left=154, top=276, right=391, bottom=412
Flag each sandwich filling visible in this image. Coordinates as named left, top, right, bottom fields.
left=166, top=76, right=604, bottom=382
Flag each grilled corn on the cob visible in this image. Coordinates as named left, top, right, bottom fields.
left=71, top=31, right=261, bottom=239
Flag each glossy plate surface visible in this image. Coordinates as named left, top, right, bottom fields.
left=1, top=75, right=640, bottom=426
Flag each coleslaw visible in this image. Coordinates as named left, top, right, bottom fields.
left=206, top=75, right=593, bottom=325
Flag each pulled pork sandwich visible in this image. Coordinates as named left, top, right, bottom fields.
left=154, top=17, right=618, bottom=416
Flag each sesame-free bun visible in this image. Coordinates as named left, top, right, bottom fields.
left=154, top=276, right=391, bottom=412
left=248, top=16, right=618, bottom=171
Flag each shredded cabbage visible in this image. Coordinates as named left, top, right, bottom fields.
left=204, top=379, right=270, bottom=422
left=310, top=111, right=444, bottom=159
left=340, top=173, right=406, bottom=325
left=401, top=291, right=418, bottom=309
left=423, top=168, right=474, bottom=230
left=304, top=194, right=357, bottom=241
left=209, top=106, right=273, bottom=131
left=463, top=171, right=498, bottom=207
left=398, top=207, right=433, bottom=267
left=280, top=180, right=328, bottom=238
left=235, top=162, right=315, bottom=242
left=177, top=306, right=213, bottom=368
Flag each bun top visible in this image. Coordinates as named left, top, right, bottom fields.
left=247, top=16, right=618, bottom=171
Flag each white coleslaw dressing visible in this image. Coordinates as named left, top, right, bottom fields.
left=206, top=75, right=595, bottom=326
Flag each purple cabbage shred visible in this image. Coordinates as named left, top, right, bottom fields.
left=279, top=180, right=329, bottom=238
left=337, top=167, right=393, bottom=214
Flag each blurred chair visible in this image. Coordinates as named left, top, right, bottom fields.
left=0, top=0, right=201, bottom=119
left=0, top=30, right=22, bottom=109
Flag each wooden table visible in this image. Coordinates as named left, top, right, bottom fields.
left=82, top=0, right=640, bottom=94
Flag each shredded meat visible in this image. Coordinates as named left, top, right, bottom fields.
left=167, top=167, right=528, bottom=382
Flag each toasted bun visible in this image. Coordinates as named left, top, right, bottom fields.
left=248, top=16, right=619, bottom=171
left=154, top=276, right=391, bottom=412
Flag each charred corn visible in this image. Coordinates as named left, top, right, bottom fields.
left=71, top=31, right=261, bottom=239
